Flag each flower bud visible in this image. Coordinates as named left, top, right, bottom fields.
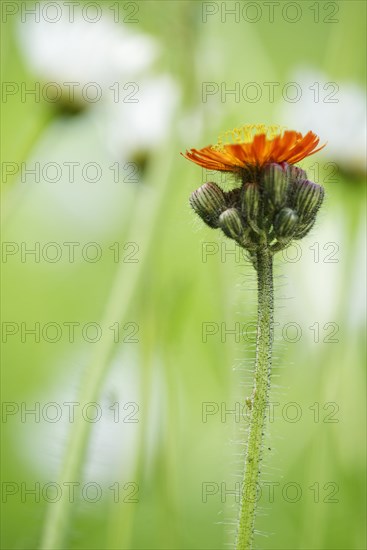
left=262, top=163, right=289, bottom=208
left=219, top=208, right=244, bottom=241
left=287, top=164, right=307, bottom=183
left=273, top=207, right=299, bottom=238
left=293, top=180, right=324, bottom=222
left=241, top=183, right=260, bottom=227
left=293, top=219, right=316, bottom=240
left=293, top=188, right=323, bottom=239
left=189, top=182, right=226, bottom=228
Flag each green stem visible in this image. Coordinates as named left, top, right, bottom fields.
left=39, top=144, right=174, bottom=550
left=236, top=247, right=274, bottom=550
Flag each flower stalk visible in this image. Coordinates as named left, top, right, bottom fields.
left=183, top=123, right=326, bottom=550
left=236, top=246, right=273, bottom=549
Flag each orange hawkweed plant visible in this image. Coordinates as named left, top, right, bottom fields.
left=182, top=124, right=326, bottom=550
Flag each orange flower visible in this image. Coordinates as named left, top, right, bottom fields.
left=182, top=124, right=325, bottom=172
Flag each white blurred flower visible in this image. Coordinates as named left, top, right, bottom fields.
left=22, top=348, right=141, bottom=484
left=17, top=8, right=158, bottom=89
left=278, top=68, right=367, bottom=173
left=15, top=1, right=180, bottom=205
left=101, top=75, right=180, bottom=159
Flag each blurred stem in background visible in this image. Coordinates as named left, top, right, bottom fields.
left=1, top=16, right=59, bottom=225
left=1, top=106, right=56, bottom=228
left=39, top=139, right=176, bottom=550
left=236, top=248, right=274, bottom=550
left=106, top=327, right=154, bottom=549
left=106, top=4, right=202, bottom=547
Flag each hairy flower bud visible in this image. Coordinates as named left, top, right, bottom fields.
left=241, top=183, right=260, bottom=229
left=219, top=208, right=244, bottom=241
left=189, top=182, right=226, bottom=228
left=287, top=164, right=307, bottom=183
left=262, top=163, right=289, bottom=209
left=293, top=180, right=324, bottom=221
left=292, top=182, right=324, bottom=239
left=293, top=218, right=317, bottom=240
left=273, top=207, right=299, bottom=238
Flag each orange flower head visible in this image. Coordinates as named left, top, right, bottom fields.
left=182, top=124, right=325, bottom=174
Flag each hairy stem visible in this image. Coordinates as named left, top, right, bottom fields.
left=236, top=247, right=274, bottom=550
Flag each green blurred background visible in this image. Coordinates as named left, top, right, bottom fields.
left=1, top=1, right=366, bottom=549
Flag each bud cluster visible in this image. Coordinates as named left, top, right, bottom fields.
left=189, top=163, right=324, bottom=257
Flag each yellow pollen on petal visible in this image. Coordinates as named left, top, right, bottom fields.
left=212, top=124, right=287, bottom=151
